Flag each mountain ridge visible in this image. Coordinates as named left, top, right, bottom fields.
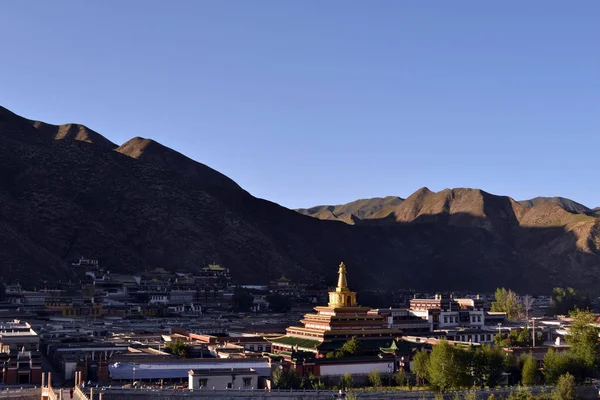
left=299, top=190, right=595, bottom=226
left=1, top=105, right=599, bottom=293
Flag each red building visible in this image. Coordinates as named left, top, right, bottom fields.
left=1, top=349, right=42, bottom=385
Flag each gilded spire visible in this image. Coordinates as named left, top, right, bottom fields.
left=328, top=261, right=357, bottom=307
left=336, top=262, right=348, bottom=292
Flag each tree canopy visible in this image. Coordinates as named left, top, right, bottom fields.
left=332, top=336, right=364, bottom=358
left=491, top=288, right=523, bottom=320
left=164, top=340, right=191, bottom=358
left=566, top=308, right=599, bottom=368
left=471, top=345, right=506, bottom=388
left=412, top=349, right=430, bottom=386
left=427, top=340, right=468, bottom=392
left=549, top=287, right=591, bottom=316
left=272, top=367, right=295, bottom=389
left=520, top=353, right=537, bottom=386
left=494, top=328, right=542, bottom=348
left=553, top=373, right=576, bottom=400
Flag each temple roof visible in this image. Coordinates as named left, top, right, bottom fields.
left=380, top=339, right=425, bottom=355
left=267, top=336, right=321, bottom=350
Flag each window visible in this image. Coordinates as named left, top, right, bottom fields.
left=243, top=378, right=252, bottom=387
left=198, top=379, right=208, bottom=387
left=444, top=317, right=448, bottom=323
left=477, top=316, right=481, bottom=322
left=227, top=383, right=232, bottom=389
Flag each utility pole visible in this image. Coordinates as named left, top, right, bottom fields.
left=532, top=318, right=536, bottom=348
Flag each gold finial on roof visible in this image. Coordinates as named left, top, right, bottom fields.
left=336, top=262, right=348, bottom=292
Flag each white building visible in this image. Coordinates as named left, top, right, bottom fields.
left=409, top=294, right=487, bottom=330
left=188, top=368, right=258, bottom=390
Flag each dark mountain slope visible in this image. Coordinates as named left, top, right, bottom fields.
left=116, top=137, right=241, bottom=191
left=1, top=106, right=599, bottom=293
left=29, top=119, right=117, bottom=149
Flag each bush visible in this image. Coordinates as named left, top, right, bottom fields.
left=339, top=372, right=353, bottom=390
left=393, top=369, right=406, bottom=386
left=506, top=386, right=533, bottom=400
left=368, top=370, right=382, bottom=387
left=553, top=373, right=576, bottom=400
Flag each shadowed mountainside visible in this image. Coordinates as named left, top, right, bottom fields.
left=117, top=137, right=242, bottom=191
left=1, top=105, right=600, bottom=293
left=29, top=119, right=117, bottom=149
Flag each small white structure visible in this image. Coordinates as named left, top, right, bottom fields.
left=319, top=360, right=391, bottom=377
left=188, top=368, right=258, bottom=390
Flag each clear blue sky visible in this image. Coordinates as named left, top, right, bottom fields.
left=1, top=1, right=598, bottom=209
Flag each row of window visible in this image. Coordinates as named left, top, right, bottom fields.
left=197, top=378, right=253, bottom=388
left=457, top=334, right=492, bottom=342
left=247, top=345, right=271, bottom=352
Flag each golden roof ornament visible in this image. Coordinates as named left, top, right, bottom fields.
left=336, top=261, right=348, bottom=292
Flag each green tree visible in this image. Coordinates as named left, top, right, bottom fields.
left=549, top=287, right=591, bottom=316
left=495, top=329, right=534, bottom=348
left=339, top=372, right=353, bottom=389
left=368, top=369, right=382, bottom=387
left=266, top=294, right=292, bottom=313
left=336, top=336, right=363, bottom=357
left=232, top=287, right=254, bottom=312
left=164, top=340, right=191, bottom=358
left=472, top=345, right=506, bottom=388
left=427, top=340, right=463, bottom=392
left=491, top=288, right=523, bottom=320
left=487, top=395, right=498, bottom=400
left=517, top=329, right=532, bottom=347
left=520, top=353, right=537, bottom=386
left=566, top=308, right=599, bottom=368
left=553, top=373, right=576, bottom=400
left=542, top=348, right=584, bottom=384
left=272, top=367, right=295, bottom=389
left=412, top=349, right=430, bottom=386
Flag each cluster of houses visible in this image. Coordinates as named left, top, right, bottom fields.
left=0, top=260, right=585, bottom=391
left=1, top=257, right=325, bottom=319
